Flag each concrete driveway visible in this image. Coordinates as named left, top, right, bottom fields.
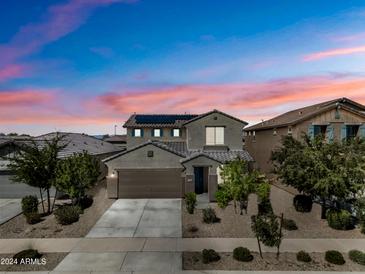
left=0, top=199, right=21, bottom=224
left=87, top=199, right=182, bottom=238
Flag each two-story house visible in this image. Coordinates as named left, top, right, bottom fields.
left=104, top=110, right=253, bottom=201
left=244, top=97, right=365, bottom=174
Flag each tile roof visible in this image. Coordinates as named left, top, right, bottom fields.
left=183, top=109, right=248, bottom=126
left=245, top=97, right=365, bottom=131
left=181, top=150, right=253, bottom=164
left=104, top=135, right=127, bottom=143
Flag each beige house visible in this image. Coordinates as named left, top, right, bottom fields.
left=244, top=98, right=365, bottom=174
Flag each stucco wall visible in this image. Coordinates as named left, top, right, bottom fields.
left=105, top=144, right=183, bottom=175
left=126, top=128, right=186, bottom=149
left=185, top=112, right=245, bottom=150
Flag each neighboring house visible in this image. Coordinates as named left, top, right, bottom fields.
left=244, top=98, right=365, bottom=174
left=103, top=135, right=127, bottom=150
left=0, top=133, right=121, bottom=198
left=104, top=110, right=253, bottom=201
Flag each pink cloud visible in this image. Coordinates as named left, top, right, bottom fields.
left=0, top=0, right=136, bottom=67
left=332, top=32, right=365, bottom=42
left=0, top=90, right=55, bottom=106
left=303, top=45, right=365, bottom=61
left=0, top=64, right=28, bottom=82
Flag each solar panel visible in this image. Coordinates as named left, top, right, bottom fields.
left=135, top=115, right=198, bottom=124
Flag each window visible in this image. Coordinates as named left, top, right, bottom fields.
left=346, top=125, right=359, bottom=140
left=206, top=127, right=224, bottom=145
left=147, top=150, right=154, bottom=157
left=313, top=125, right=327, bottom=137
left=133, top=128, right=142, bottom=137
left=172, top=128, right=180, bottom=137
left=153, top=128, right=161, bottom=137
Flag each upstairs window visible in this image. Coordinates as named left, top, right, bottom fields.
left=172, top=128, right=180, bottom=137
left=152, top=128, right=162, bottom=137
left=206, top=127, right=224, bottom=145
left=133, top=128, right=142, bottom=137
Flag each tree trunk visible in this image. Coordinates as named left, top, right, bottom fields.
left=254, top=219, right=263, bottom=259
left=46, top=188, right=51, bottom=214
left=39, top=188, right=45, bottom=213
left=277, top=213, right=284, bottom=259
left=51, top=189, right=58, bottom=212
left=233, top=200, right=237, bottom=214
left=321, top=198, right=327, bottom=219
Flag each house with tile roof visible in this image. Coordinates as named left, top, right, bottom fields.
left=244, top=97, right=365, bottom=174
left=104, top=110, right=253, bottom=201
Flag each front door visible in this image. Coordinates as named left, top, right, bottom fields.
left=194, top=167, right=204, bottom=194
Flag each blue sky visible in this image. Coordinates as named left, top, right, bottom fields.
left=1, top=0, right=365, bottom=135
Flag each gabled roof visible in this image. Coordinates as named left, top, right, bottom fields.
left=123, top=114, right=198, bottom=128
left=183, top=109, right=248, bottom=126
left=181, top=150, right=253, bottom=164
left=245, top=97, right=365, bottom=131
left=103, top=140, right=187, bottom=162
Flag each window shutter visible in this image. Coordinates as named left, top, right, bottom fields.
left=341, top=125, right=347, bottom=141
left=326, top=124, right=334, bottom=143
left=308, top=125, right=314, bottom=139
left=141, top=129, right=144, bottom=137
left=170, top=129, right=174, bottom=137
left=160, top=129, right=163, bottom=137
left=359, top=124, right=365, bottom=139
left=151, top=129, right=154, bottom=137
left=131, top=129, right=135, bottom=137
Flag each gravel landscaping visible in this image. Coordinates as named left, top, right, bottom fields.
left=0, top=180, right=114, bottom=238
left=183, top=185, right=365, bottom=238
left=0, top=252, right=67, bottom=271
left=183, top=251, right=365, bottom=271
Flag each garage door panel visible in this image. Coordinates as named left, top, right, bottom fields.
left=118, top=168, right=183, bottom=198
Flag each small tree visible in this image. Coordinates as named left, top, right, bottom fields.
left=55, top=151, right=100, bottom=204
left=7, top=135, right=66, bottom=214
left=216, top=158, right=269, bottom=215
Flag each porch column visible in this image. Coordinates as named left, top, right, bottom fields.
left=208, top=174, right=218, bottom=202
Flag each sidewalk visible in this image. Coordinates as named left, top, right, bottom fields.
left=1, top=237, right=365, bottom=254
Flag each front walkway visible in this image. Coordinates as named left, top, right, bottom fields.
left=87, top=199, right=182, bottom=238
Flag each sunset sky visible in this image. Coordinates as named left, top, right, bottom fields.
left=1, top=0, right=365, bottom=135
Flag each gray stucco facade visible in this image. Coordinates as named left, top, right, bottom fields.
left=105, top=110, right=252, bottom=201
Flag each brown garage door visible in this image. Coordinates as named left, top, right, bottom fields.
left=117, top=168, right=183, bottom=198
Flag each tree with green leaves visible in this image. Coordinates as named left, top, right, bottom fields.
left=272, top=135, right=365, bottom=218
left=7, top=135, right=66, bottom=214
left=216, top=158, right=270, bottom=214
left=55, top=151, right=100, bottom=205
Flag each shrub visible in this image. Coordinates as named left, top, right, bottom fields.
left=185, top=192, right=197, bottom=214
left=293, top=195, right=312, bottom=212
left=258, top=199, right=273, bottom=215
left=355, top=198, right=365, bottom=224
left=325, top=250, right=345, bottom=265
left=326, top=209, right=353, bottom=230
left=187, top=224, right=199, bottom=233
left=202, top=249, right=220, bottom=264
left=233, top=247, right=253, bottom=262
left=13, top=249, right=42, bottom=263
left=202, top=208, right=220, bottom=224
left=54, top=205, right=80, bottom=225
left=25, top=212, right=41, bottom=225
left=282, top=218, right=298, bottom=231
left=296, top=250, right=312, bottom=262
left=78, top=195, right=93, bottom=210
left=215, top=189, right=231, bottom=208
left=21, top=195, right=38, bottom=214
left=349, top=250, right=365, bottom=265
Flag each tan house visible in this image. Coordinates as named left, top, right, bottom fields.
left=244, top=98, right=365, bottom=174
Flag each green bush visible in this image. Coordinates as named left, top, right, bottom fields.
left=349, top=250, right=365, bottom=265
left=355, top=198, right=365, bottom=223
left=282, top=218, right=298, bottom=230
left=202, top=249, right=220, bottom=264
left=215, top=189, right=231, bottom=208
left=202, top=208, right=220, bottom=224
left=78, top=195, right=93, bottom=210
left=233, top=247, right=253, bottom=262
left=296, top=250, right=311, bottom=262
left=185, top=192, right=197, bottom=214
left=21, top=195, right=38, bottom=214
left=325, top=250, right=345, bottom=265
left=258, top=199, right=273, bottom=215
left=293, top=195, right=312, bottom=212
left=54, top=205, right=80, bottom=225
left=25, top=212, right=41, bottom=225
left=13, top=249, right=42, bottom=263
left=326, top=209, right=353, bottom=230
